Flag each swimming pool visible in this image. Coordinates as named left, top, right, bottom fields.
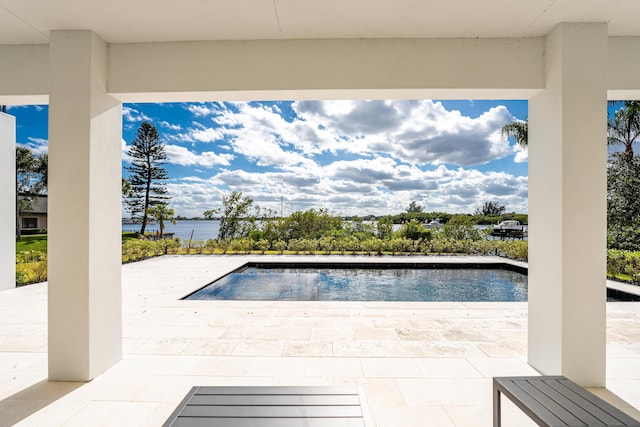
left=185, top=263, right=528, bottom=302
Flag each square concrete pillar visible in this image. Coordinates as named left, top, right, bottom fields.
left=529, top=23, right=608, bottom=387
left=0, top=112, right=16, bottom=291
left=48, top=31, right=123, bottom=381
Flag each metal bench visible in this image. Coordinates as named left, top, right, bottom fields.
left=493, top=376, right=640, bottom=427
left=163, top=386, right=373, bottom=426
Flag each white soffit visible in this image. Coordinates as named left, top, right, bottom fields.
left=1, top=0, right=640, bottom=45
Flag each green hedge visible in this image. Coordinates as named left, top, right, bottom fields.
left=607, top=249, right=640, bottom=284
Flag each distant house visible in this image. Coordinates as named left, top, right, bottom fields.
left=18, top=195, right=47, bottom=233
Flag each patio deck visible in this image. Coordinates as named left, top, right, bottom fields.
left=1, top=255, right=639, bottom=426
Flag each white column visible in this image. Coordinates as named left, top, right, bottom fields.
left=529, top=23, right=608, bottom=387
left=0, top=112, right=16, bottom=291
left=48, top=31, right=122, bottom=381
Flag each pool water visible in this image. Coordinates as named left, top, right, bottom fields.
left=186, top=267, right=528, bottom=302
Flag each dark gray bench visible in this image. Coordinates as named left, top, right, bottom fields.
left=493, top=376, right=640, bottom=427
left=163, top=386, right=372, bottom=426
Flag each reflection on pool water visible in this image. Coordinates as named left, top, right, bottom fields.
left=186, top=267, right=528, bottom=302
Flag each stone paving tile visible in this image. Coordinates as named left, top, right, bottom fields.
left=333, top=340, right=386, bottom=357
left=395, top=327, right=446, bottom=341
left=10, top=399, right=89, bottom=427
left=354, top=327, right=400, bottom=341
left=311, top=327, right=356, bottom=341
left=466, top=357, right=540, bottom=377
left=191, top=356, right=253, bottom=377
left=361, top=358, right=422, bottom=378
left=373, top=405, right=455, bottom=427
left=231, top=339, right=286, bottom=356
left=379, top=341, right=436, bottom=357
left=359, top=379, right=406, bottom=406
left=396, top=378, right=479, bottom=406
left=247, top=356, right=307, bottom=377
left=306, top=357, right=364, bottom=377
left=607, top=358, right=640, bottom=379
left=59, top=401, right=162, bottom=427
left=292, top=318, right=333, bottom=328
left=181, top=338, right=238, bottom=355
left=476, top=340, right=528, bottom=357
left=414, top=358, right=482, bottom=378
left=282, top=340, right=333, bottom=357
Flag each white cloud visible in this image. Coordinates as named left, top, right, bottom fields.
left=167, top=126, right=225, bottom=144
left=212, top=102, right=336, bottom=164
left=121, top=139, right=134, bottom=163
left=18, top=137, right=48, bottom=155
left=185, top=103, right=224, bottom=117
left=122, top=106, right=150, bottom=123
left=173, top=100, right=520, bottom=172
left=159, top=120, right=182, bottom=131
left=164, top=144, right=234, bottom=167
left=163, top=159, right=528, bottom=218
left=514, top=145, right=529, bottom=163
left=294, top=100, right=515, bottom=166
left=7, top=105, right=45, bottom=112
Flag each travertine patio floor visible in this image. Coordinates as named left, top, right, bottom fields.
left=1, top=255, right=639, bottom=426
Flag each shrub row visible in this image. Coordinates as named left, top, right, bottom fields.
left=17, top=237, right=529, bottom=285
left=606, top=249, right=640, bottom=284
left=121, top=237, right=529, bottom=261
left=16, top=251, right=47, bottom=286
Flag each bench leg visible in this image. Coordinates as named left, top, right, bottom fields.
left=493, top=387, right=501, bottom=427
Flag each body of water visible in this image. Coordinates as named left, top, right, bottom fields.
left=187, top=267, right=528, bottom=302
left=122, top=220, right=220, bottom=241
left=122, top=220, right=527, bottom=241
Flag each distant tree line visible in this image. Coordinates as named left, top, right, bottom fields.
left=194, top=191, right=529, bottom=260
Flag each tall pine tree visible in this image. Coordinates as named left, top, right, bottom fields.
left=125, top=122, right=169, bottom=235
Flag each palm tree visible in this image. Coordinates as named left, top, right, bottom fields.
left=145, top=204, right=176, bottom=238
left=501, top=119, right=528, bottom=148
left=608, top=101, right=640, bottom=159
left=121, top=178, right=134, bottom=198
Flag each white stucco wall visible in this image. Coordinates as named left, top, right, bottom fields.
left=0, top=44, right=49, bottom=105
left=2, top=36, right=640, bottom=104
left=608, top=37, right=640, bottom=99
left=107, top=38, right=545, bottom=102
left=529, top=23, right=608, bottom=387
left=0, top=112, right=16, bottom=291
left=47, top=31, right=122, bottom=381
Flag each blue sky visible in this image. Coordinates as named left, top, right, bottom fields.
left=10, top=99, right=529, bottom=217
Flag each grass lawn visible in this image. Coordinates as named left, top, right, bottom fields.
left=17, top=232, right=141, bottom=255
left=16, top=234, right=48, bottom=254
left=122, top=232, right=139, bottom=241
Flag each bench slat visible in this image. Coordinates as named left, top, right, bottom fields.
left=189, top=394, right=362, bottom=406
left=195, top=386, right=359, bottom=395
left=556, top=380, right=640, bottom=426
left=513, top=379, right=589, bottom=426
left=494, top=376, right=640, bottom=427
left=180, top=405, right=363, bottom=418
left=495, top=378, right=567, bottom=426
left=531, top=380, right=605, bottom=426
left=173, top=418, right=365, bottom=427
